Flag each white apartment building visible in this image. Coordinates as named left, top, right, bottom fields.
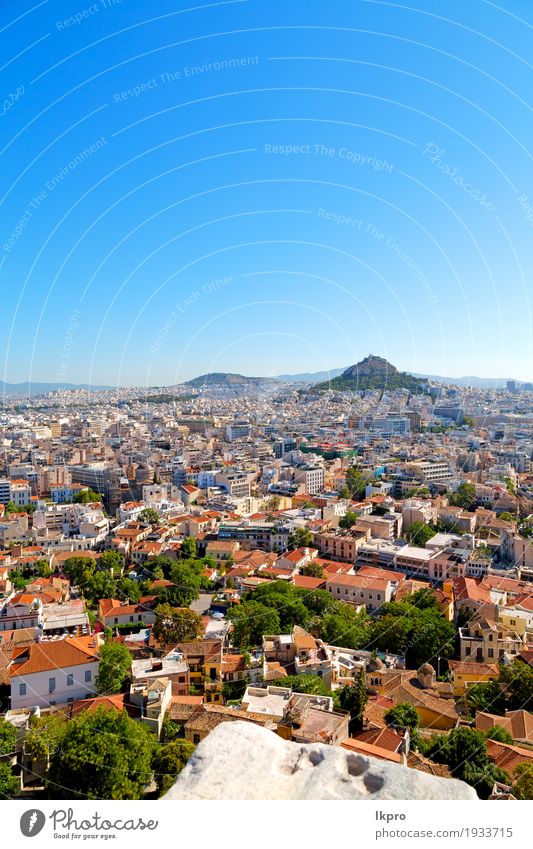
left=405, top=460, right=453, bottom=483
left=293, top=464, right=324, bottom=495
left=8, top=480, right=32, bottom=507
left=8, top=636, right=100, bottom=709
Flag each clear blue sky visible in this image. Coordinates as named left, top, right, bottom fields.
left=1, top=0, right=533, bottom=387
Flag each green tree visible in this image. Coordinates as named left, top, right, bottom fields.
left=513, top=763, right=533, bottom=800
left=73, top=488, right=102, bottom=503
left=288, top=527, right=314, bottom=549
left=33, top=559, right=52, bottom=577
left=96, top=641, right=132, bottom=695
left=463, top=762, right=510, bottom=799
left=180, top=537, right=197, bottom=558
left=498, top=660, right=533, bottom=711
left=139, top=507, right=160, bottom=526
left=449, top=482, right=476, bottom=510
left=345, top=467, right=367, bottom=500
left=84, top=570, right=117, bottom=605
left=62, top=556, right=96, bottom=588
left=464, top=679, right=506, bottom=717
left=0, top=719, right=17, bottom=757
left=228, top=601, right=281, bottom=649
left=425, top=727, right=488, bottom=782
left=152, top=604, right=203, bottom=646
left=0, top=762, right=18, bottom=798
left=484, top=725, right=514, bottom=744
left=48, top=707, right=155, bottom=799
left=404, top=521, right=436, bottom=546
left=152, top=739, right=195, bottom=796
left=384, top=702, right=419, bottom=731
left=271, top=674, right=331, bottom=695
left=24, top=714, right=68, bottom=762
left=339, top=511, right=358, bottom=530
left=164, top=560, right=203, bottom=606
left=300, top=563, right=325, bottom=579
left=116, top=577, right=142, bottom=603
left=337, top=668, right=368, bottom=733
left=99, top=551, right=124, bottom=575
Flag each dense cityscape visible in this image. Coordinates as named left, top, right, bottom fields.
left=0, top=354, right=531, bottom=801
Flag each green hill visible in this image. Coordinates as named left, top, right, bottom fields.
left=186, top=372, right=275, bottom=387
left=314, top=355, right=428, bottom=393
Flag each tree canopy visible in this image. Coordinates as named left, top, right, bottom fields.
left=152, top=739, right=195, bottom=796
left=228, top=581, right=371, bottom=651
left=96, top=641, right=132, bottom=695
left=48, top=707, right=155, bottom=799
left=152, top=605, right=203, bottom=646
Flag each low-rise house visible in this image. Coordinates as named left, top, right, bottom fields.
left=447, top=660, right=499, bottom=697
left=372, top=664, right=459, bottom=730
left=0, top=592, right=43, bottom=633
left=240, top=684, right=349, bottom=745
left=313, top=528, right=369, bottom=563
left=275, top=546, right=318, bottom=571
left=129, top=677, right=173, bottom=738
left=8, top=635, right=100, bottom=709
left=131, top=651, right=189, bottom=695
left=205, top=539, right=241, bottom=563
left=326, top=572, right=392, bottom=611
left=98, top=597, right=157, bottom=628
left=458, top=612, right=531, bottom=663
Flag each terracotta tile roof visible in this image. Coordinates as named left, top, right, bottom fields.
left=326, top=573, right=389, bottom=591
left=353, top=725, right=404, bottom=753
left=341, top=737, right=401, bottom=763
left=486, top=739, right=533, bottom=776
left=476, top=710, right=533, bottom=743
left=407, top=751, right=452, bottom=778
left=292, top=575, right=326, bottom=589
left=381, top=670, right=459, bottom=721
left=448, top=660, right=499, bottom=676
left=9, top=635, right=99, bottom=677
left=358, top=566, right=406, bottom=583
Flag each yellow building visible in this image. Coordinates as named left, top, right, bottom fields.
left=448, top=660, right=499, bottom=697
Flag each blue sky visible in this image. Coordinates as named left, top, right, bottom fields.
left=1, top=0, right=533, bottom=386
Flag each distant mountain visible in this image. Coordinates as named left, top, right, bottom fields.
left=186, top=372, right=277, bottom=388
left=411, top=373, right=517, bottom=389
left=0, top=381, right=114, bottom=396
left=314, top=355, right=429, bottom=393
left=276, top=367, right=347, bottom=383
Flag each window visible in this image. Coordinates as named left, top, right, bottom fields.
left=129, top=616, right=134, bottom=622
left=84, top=670, right=92, bottom=682
left=19, top=682, right=26, bottom=696
left=49, top=677, right=56, bottom=692
left=465, top=646, right=471, bottom=655
left=488, top=648, right=494, bottom=658
left=193, top=734, right=201, bottom=745
left=67, top=673, right=74, bottom=686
